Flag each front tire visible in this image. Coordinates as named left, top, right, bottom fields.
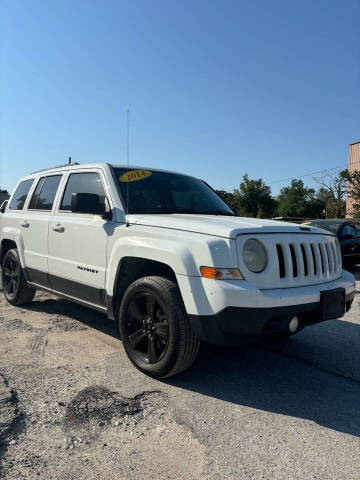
left=119, top=276, right=200, bottom=378
left=1, top=249, right=36, bottom=305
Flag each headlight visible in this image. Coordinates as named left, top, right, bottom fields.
left=243, top=239, right=267, bottom=273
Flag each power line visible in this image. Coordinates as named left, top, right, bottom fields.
left=268, top=161, right=360, bottom=185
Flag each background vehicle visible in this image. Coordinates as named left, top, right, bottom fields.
left=303, top=219, right=360, bottom=266
left=0, top=164, right=356, bottom=378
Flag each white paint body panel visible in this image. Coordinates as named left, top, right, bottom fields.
left=48, top=213, right=109, bottom=288
left=128, top=213, right=325, bottom=238
left=180, top=270, right=355, bottom=316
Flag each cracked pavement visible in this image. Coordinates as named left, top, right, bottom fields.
left=0, top=267, right=359, bottom=479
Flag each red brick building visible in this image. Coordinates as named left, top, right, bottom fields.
left=346, top=140, right=360, bottom=217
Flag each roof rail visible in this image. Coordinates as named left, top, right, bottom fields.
left=30, top=162, right=79, bottom=174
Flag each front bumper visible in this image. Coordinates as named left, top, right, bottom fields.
left=183, top=269, right=356, bottom=345
left=189, top=290, right=355, bottom=344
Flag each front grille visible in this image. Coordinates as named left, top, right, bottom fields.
left=236, top=233, right=341, bottom=289
left=275, top=240, right=341, bottom=282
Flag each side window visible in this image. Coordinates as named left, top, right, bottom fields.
left=341, top=224, right=357, bottom=238
left=29, top=175, right=62, bottom=210
left=60, top=172, right=106, bottom=211
left=9, top=179, right=34, bottom=210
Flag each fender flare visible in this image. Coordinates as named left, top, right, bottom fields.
left=0, top=228, right=26, bottom=269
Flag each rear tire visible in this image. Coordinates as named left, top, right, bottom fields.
left=1, top=249, right=36, bottom=305
left=119, top=276, right=200, bottom=378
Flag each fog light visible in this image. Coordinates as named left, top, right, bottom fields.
left=289, top=316, right=299, bottom=333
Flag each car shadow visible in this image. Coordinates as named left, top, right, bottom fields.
left=165, top=330, right=360, bottom=439
left=23, top=293, right=118, bottom=338
left=21, top=292, right=360, bottom=440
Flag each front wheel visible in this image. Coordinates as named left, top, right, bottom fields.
left=1, top=249, right=36, bottom=305
left=119, top=276, right=200, bottom=378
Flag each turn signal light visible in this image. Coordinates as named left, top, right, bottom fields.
left=200, top=267, right=243, bottom=280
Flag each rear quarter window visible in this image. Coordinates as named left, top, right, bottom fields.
left=9, top=179, right=34, bottom=210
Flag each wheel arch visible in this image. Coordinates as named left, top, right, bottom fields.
left=0, top=238, right=18, bottom=267
left=107, top=256, right=180, bottom=320
left=0, top=226, right=27, bottom=270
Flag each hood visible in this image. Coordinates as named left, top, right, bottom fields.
left=128, top=214, right=328, bottom=239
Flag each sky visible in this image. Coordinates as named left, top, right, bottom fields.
left=1, top=0, right=359, bottom=195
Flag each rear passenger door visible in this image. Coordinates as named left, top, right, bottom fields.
left=48, top=169, right=112, bottom=308
left=21, top=174, right=63, bottom=286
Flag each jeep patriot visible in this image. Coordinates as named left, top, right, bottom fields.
left=0, top=163, right=356, bottom=377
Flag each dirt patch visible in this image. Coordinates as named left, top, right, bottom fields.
left=0, top=316, right=33, bottom=332
left=63, top=386, right=145, bottom=431
left=0, top=374, right=26, bottom=475
left=46, top=316, right=88, bottom=332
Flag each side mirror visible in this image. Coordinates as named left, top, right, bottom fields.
left=0, top=200, right=8, bottom=213
left=71, top=193, right=112, bottom=220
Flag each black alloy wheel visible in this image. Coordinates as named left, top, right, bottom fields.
left=125, top=291, right=169, bottom=364
left=119, top=276, right=200, bottom=378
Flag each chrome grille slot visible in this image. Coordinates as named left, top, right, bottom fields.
left=276, top=244, right=286, bottom=278
left=319, top=243, right=329, bottom=276
left=310, top=244, right=317, bottom=276
left=318, top=243, right=325, bottom=274
left=331, top=243, right=337, bottom=273
left=289, top=244, right=298, bottom=277
left=300, top=243, right=308, bottom=276
left=326, top=242, right=333, bottom=275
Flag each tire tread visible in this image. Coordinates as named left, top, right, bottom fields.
left=1, top=249, right=35, bottom=306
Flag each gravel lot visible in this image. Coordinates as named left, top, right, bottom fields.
left=0, top=267, right=359, bottom=480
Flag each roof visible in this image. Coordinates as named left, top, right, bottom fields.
left=31, top=162, right=80, bottom=174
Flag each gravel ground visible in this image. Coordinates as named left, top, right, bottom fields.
left=0, top=267, right=359, bottom=479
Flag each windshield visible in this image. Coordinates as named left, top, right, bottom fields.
left=113, top=168, right=234, bottom=215
left=307, top=221, right=342, bottom=234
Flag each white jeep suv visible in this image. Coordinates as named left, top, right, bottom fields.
left=0, top=163, right=356, bottom=378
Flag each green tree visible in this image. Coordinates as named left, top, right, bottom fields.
left=277, top=179, right=325, bottom=219
left=215, top=190, right=238, bottom=214
left=233, top=174, right=277, bottom=218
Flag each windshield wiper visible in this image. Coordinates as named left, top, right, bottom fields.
left=167, top=209, right=236, bottom=216
left=130, top=207, right=236, bottom=216
left=200, top=210, right=236, bottom=216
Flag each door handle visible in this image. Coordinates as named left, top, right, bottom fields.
left=51, top=224, right=64, bottom=233
left=20, top=221, right=29, bottom=228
